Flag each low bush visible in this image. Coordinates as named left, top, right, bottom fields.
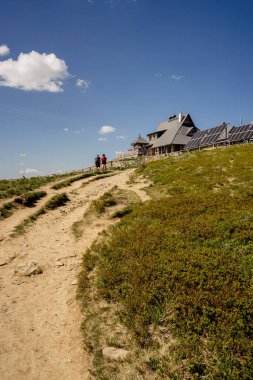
left=0, top=202, right=16, bottom=219
left=111, top=205, right=133, bottom=218
left=79, top=145, right=253, bottom=378
left=14, top=190, right=46, bottom=207
left=12, top=193, right=69, bottom=236
left=51, top=172, right=96, bottom=189
left=91, top=191, right=117, bottom=214
left=0, top=172, right=79, bottom=200
left=0, top=191, right=47, bottom=220
left=44, top=193, right=69, bottom=210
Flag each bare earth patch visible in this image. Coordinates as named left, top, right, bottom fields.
left=0, top=169, right=150, bottom=380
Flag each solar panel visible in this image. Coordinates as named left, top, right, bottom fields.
left=228, top=124, right=253, bottom=142
left=184, top=130, right=207, bottom=149
left=185, top=124, right=228, bottom=150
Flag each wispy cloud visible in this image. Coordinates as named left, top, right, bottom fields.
left=63, top=127, right=86, bottom=133
left=98, top=137, right=108, bottom=141
left=19, top=153, right=27, bottom=157
left=171, top=74, right=184, bottom=80
left=104, top=0, right=114, bottom=7
left=19, top=168, right=38, bottom=174
left=76, top=78, right=90, bottom=92
left=0, top=44, right=10, bottom=56
left=155, top=73, right=163, bottom=78
left=116, top=135, right=126, bottom=139
left=0, top=50, right=69, bottom=92
left=99, top=125, right=116, bottom=134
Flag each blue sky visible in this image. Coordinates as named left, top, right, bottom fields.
left=0, top=0, right=253, bottom=179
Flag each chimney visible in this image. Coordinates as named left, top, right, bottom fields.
left=178, top=112, right=183, bottom=123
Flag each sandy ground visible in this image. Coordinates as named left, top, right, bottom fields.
left=0, top=170, right=150, bottom=380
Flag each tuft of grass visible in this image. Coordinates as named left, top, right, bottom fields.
left=44, top=193, right=69, bottom=210
left=78, top=144, right=253, bottom=379
left=111, top=205, right=133, bottom=219
left=14, top=190, right=46, bottom=207
left=0, top=201, right=16, bottom=220
left=91, top=190, right=117, bottom=214
left=89, top=172, right=118, bottom=182
left=12, top=193, right=69, bottom=236
left=0, top=191, right=47, bottom=220
left=77, top=246, right=157, bottom=379
left=51, top=172, right=96, bottom=189
left=0, top=171, right=82, bottom=200
left=71, top=220, right=85, bottom=240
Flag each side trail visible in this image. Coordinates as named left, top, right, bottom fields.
left=0, top=170, right=150, bottom=380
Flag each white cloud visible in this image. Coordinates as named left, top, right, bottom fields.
left=76, top=78, right=90, bottom=91
left=116, top=135, right=126, bottom=139
left=155, top=73, right=162, bottom=78
left=98, top=137, right=108, bottom=141
left=99, top=125, right=116, bottom=134
left=19, top=168, right=38, bottom=174
left=0, top=50, right=69, bottom=92
left=63, top=128, right=69, bottom=132
left=19, top=162, right=24, bottom=166
left=171, top=74, right=184, bottom=80
left=0, top=44, right=10, bottom=56
left=19, top=153, right=27, bottom=157
left=74, top=130, right=81, bottom=134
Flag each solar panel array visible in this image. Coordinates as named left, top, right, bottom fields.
left=228, top=124, right=253, bottom=143
left=185, top=124, right=227, bottom=150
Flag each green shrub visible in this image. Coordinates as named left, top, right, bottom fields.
left=91, top=191, right=117, bottom=214
left=12, top=193, right=69, bottom=236
left=0, top=191, right=47, bottom=220
left=0, top=172, right=78, bottom=200
left=14, top=190, right=46, bottom=207
left=51, top=172, right=96, bottom=189
left=44, top=193, right=69, bottom=210
left=111, top=205, right=133, bottom=218
left=79, top=145, right=253, bottom=378
left=0, top=202, right=16, bottom=219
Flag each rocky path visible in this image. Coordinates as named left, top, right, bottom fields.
left=0, top=170, right=149, bottom=380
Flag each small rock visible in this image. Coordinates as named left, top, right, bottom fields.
left=102, top=347, right=131, bottom=361
left=15, top=262, right=43, bottom=276
left=56, top=260, right=64, bottom=267
left=71, top=279, right=77, bottom=285
left=59, top=253, right=76, bottom=259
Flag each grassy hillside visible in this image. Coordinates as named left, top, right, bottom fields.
left=78, top=145, right=253, bottom=379
left=0, top=170, right=85, bottom=200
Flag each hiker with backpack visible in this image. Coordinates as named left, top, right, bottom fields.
left=101, top=154, right=107, bottom=171
left=95, top=154, right=101, bottom=171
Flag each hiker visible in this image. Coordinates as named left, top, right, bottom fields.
left=95, top=154, right=101, bottom=171
left=101, top=154, right=107, bottom=171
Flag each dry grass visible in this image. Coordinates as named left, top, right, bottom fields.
left=12, top=193, right=69, bottom=237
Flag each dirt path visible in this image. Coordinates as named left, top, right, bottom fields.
left=0, top=170, right=150, bottom=380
